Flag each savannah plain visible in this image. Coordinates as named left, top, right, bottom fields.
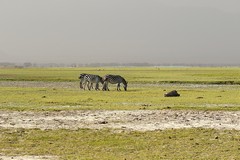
left=0, top=67, right=240, bottom=159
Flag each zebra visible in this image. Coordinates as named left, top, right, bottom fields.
left=79, top=73, right=88, bottom=89
left=79, top=73, right=103, bottom=90
left=102, top=74, right=128, bottom=91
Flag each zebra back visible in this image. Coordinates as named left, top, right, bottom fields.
left=85, top=74, right=103, bottom=84
left=103, top=74, right=127, bottom=91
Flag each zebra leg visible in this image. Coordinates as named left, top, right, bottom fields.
left=91, top=83, right=94, bottom=90
left=80, top=81, right=83, bottom=89
left=88, top=82, right=93, bottom=90
left=106, top=82, right=110, bottom=91
left=102, top=82, right=109, bottom=91
left=95, top=83, right=99, bottom=90
left=117, top=83, right=121, bottom=91
left=102, top=82, right=106, bottom=91
left=83, top=82, right=87, bottom=90
left=87, top=82, right=92, bottom=90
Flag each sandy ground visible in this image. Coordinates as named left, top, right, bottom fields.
left=1, top=110, right=240, bottom=131
left=0, top=155, right=57, bottom=160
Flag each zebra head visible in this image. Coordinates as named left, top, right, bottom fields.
left=79, top=73, right=88, bottom=89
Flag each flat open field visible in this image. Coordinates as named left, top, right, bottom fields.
left=0, top=67, right=240, bottom=159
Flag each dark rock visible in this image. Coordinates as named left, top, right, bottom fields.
left=196, top=97, right=203, bottom=99
left=164, top=90, right=180, bottom=97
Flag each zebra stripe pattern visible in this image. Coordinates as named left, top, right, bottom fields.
left=79, top=73, right=103, bottom=90
left=79, top=73, right=88, bottom=89
left=102, top=74, right=127, bottom=91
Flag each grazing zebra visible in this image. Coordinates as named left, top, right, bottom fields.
left=79, top=73, right=88, bottom=89
left=79, top=73, right=103, bottom=90
left=102, top=74, right=128, bottom=91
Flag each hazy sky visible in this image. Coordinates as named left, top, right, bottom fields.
left=1, top=0, right=240, bottom=64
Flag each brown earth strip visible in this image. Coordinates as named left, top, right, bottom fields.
left=1, top=110, right=240, bottom=131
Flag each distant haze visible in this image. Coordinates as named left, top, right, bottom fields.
left=1, top=0, right=240, bottom=65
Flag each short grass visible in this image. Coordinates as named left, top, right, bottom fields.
left=1, top=128, right=240, bottom=160
left=1, top=67, right=240, bottom=84
left=0, top=83, right=240, bottom=111
left=0, top=67, right=240, bottom=111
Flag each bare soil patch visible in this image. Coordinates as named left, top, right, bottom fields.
left=0, top=81, right=77, bottom=89
left=0, top=155, right=57, bottom=160
left=1, top=110, right=240, bottom=131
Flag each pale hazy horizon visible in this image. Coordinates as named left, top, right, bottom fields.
left=1, top=0, right=240, bottom=65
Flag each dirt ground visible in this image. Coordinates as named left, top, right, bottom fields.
left=0, top=155, right=57, bottom=160
left=1, top=110, right=240, bottom=131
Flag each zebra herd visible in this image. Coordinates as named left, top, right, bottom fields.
left=79, top=73, right=128, bottom=91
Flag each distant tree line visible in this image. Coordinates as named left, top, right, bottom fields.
left=0, top=62, right=239, bottom=68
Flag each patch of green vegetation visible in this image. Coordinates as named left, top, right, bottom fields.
left=0, top=128, right=240, bottom=159
left=0, top=84, right=240, bottom=111
left=1, top=67, right=240, bottom=84
left=0, top=67, right=240, bottom=111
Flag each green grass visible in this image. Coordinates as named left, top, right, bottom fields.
left=1, top=128, right=240, bottom=160
left=0, top=67, right=240, bottom=111
left=1, top=67, right=240, bottom=84
left=0, top=84, right=240, bottom=111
